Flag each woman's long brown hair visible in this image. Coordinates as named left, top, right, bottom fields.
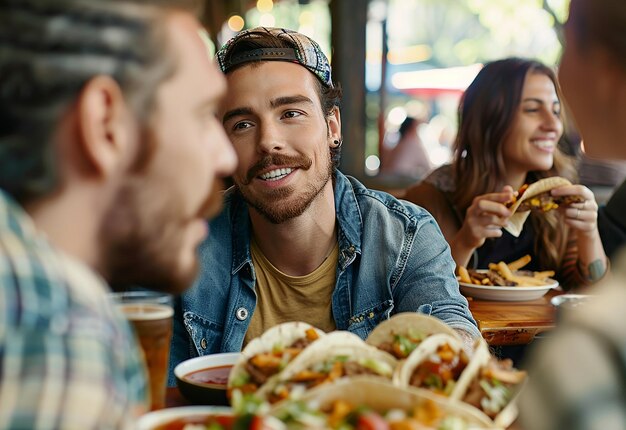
left=451, top=58, right=577, bottom=270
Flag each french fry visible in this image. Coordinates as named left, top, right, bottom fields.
left=497, top=261, right=516, bottom=282
left=507, top=254, right=532, bottom=271
left=533, top=270, right=555, bottom=280
left=511, top=275, right=549, bottom=287
left=488, top=263, right=498, bottom=272
left=458, top=266, right=472, bottom=284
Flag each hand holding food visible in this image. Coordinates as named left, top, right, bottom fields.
left=549, top=183, right=599, bottom=235
left=458, top=186, right=515, bottom=249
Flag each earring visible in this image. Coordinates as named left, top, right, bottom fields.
left=333, top=139, right=343, bottom=148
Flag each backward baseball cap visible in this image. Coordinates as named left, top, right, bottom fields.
left=216, top=27, right=333, bottom=88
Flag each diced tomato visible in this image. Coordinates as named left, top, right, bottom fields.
left=356, top=412, right=390, bottom=430
left=248, top=415, right=271, bottom=430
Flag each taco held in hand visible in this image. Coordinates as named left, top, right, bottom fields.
left=504, top=177, right=584, bottom=237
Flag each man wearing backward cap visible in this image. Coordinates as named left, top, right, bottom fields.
left=168, top=27, right=480, bottom=383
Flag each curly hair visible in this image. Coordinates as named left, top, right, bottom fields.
left=451, top=57, right=577, bottom=270
left=0, top=0, right=200, bottom=204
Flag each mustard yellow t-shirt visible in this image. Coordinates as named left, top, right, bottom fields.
left=244, top=238, right=338, bottom=345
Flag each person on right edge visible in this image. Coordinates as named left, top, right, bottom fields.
left=598, top=178, right=626, bottom=261
left=520, top=0, right=626, bottom=428
left=403, top=58, right=608, bottom=290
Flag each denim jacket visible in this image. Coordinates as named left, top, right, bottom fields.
left=168, top=171, right=479, bottom=385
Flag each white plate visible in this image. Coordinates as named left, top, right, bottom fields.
left=136, top=406, right=233, bottom=430
left=458, top=270, right=559, bottom=301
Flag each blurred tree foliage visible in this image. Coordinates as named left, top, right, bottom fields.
left=387, top=0, right=569, bottom=67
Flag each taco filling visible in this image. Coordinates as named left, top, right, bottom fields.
left=515, top=192, right=584, bottom=212
left=377, top=329, right=427, bottom=359
left=276, top=398, right=469, bottom=430
left=269, top=355, right=394, bottom=403
left=409, top=343, right=469, bottom=396
left=461, top=357, right=526, bottom=418
left=231, top=328, right=320, bottom=394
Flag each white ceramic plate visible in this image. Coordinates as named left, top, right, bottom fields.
left=136, top=406, right=233, bottom=430
left=458, top=270, right=559, bottom=301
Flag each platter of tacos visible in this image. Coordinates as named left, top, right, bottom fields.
left=210, top=320, right=529, bottom=429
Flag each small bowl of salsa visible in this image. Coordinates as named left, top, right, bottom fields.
left=174, top=352, right=240, bottom=406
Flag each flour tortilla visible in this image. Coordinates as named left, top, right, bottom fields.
left=270, top=377, right=495, bottom=429
left=505, top=176, right=573, bottom=237
left=365, top=313, right=460, bottom=354
left=392, top=333, right=470, bottom=391
left=451, top=338, right=525, bottom=428
left=258, top=331, right=398, bottom=403
left=227, top=321, right=325, bottom=392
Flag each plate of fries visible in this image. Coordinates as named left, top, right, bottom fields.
left=456, top=255, right=559, bottom=301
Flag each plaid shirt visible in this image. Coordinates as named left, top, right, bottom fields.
left=0, top=191, right=148, bottom=429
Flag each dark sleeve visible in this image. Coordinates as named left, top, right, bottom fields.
left=599, top=180, right=626, bottom=260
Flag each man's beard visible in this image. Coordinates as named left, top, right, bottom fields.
left=100, top=171, right=225, bottom=295
left=236, top=150, right=334, bottom=224
left=99, top=182, right=192, bottom=293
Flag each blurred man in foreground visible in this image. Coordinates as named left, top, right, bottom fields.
left=169, top=27, right=480, bottom=382
left=520, top=0, right=626, bottom=428
left=0, top=0, right=236, bottom=427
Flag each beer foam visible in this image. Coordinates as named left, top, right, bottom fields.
left=119, top=303, right=174, bottom=320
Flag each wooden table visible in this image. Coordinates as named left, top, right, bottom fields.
left=467, top=289, right=561, bottom=345
left=166, top=386, right=191, bottom=408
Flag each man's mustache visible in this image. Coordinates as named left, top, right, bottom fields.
left=245, top=154, right=312, bottom=184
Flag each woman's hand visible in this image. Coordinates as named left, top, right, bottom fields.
left=551, top=185, right=598, bottom=237
left=457, top=186, right=515, bottom=250
left=551, top=184, right=607, bottom=283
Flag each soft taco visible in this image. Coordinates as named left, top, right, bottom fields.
left=451, top=340, right=527, bottom=429
left=366, top=313, right=461, bottom=360
left=504, top=176, right=584, bottom=237
left=259, top=331, right=398, bottom=404
left=228, top=322, right=325, bottom=397
left=393, top=333, right=473, bottom=397
left=270, top=377, right=495, bottom=429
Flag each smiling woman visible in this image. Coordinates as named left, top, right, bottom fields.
left=403, top=57, right=607, bottom=291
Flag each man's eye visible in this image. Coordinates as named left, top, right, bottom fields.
left=233, top=121, right=252, bottom=130
left=283, top=111, right=302, bottom=119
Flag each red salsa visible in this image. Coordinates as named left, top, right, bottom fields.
left=185, top=364, right=233, bottom=386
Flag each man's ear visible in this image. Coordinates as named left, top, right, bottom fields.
left=327, top=106, right=341, bottom=143
left=76, top=75, right=133, bottom=177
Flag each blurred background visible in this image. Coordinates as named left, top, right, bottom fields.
left=202, top=0, right=625, bottom=197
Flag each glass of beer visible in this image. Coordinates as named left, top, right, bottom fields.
left=109, top=290, right=174, bottom=410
